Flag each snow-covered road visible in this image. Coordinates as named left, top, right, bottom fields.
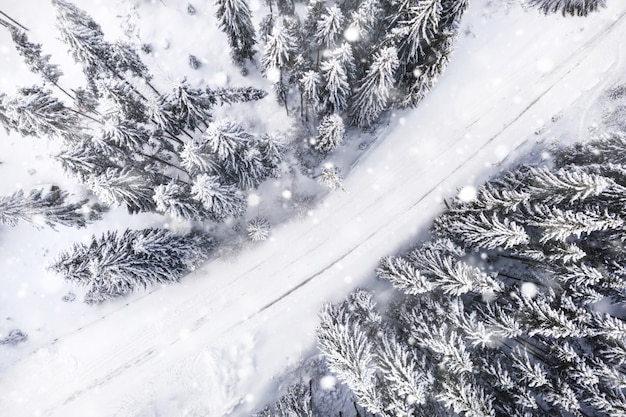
left=1, top=2, right=626, bottom=416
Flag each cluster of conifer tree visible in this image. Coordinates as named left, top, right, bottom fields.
left=316, top=131, right=626, bottom=417
left=0, top=0, right=286, bottom=302
left=217, top=0, right=607, bottom=157
left=0, top=0, right=282, bottom=222
left=253, top=0, right=469, bottom=136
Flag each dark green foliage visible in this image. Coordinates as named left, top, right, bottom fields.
left=49, top=228, right=214, bottom=303
left=318, top=132, right=626, bottom=416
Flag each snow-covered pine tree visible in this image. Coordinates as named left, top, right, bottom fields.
left=331, top=42, right=357, bottom=82
left=247, top=217, right=271, bottom=241
left=1, top=85, right=82, bottom=141
left=315, top=5, right=345, bottom=48
left=317, top=293, right=385, bottom=416
left=168, top=78, right=216, bottom=131
left=262, top=21, right=297, bottom=71
left=346, top=0, right=381, bottom=46
left=48, top=228, right=214, bottom=303
left=253, top=383, right=313, bottom=417
left=316, top=165, right=346, bottom=191
left=9, top=28, right=63, bottom=85
left=527, top=0, right=607, bottom=16
left=527, top=165, right=614, bottom=204
left=153, top=180, right=210, bottom=221
left=52, top=0, right=112, bottom=87
left=109, top=40, right=152, bottom=80
left=87, top=167, right=158, bottom=214
left=528, top=205, right=623, bottom=244
left=215, top=0, right=257, bottom=66
left=314, top=113, right=344, bottom=153
left=300, top=70, right=322, bottom=120
left=303, top=0, right=325, bottom=55
left=0, top=187, right=103, bottom=229
left=97, top=78, right=148, bottom=123
left=214, top=87, right=268, bottom=105
left=395, top=0, right=443, bottom=64
left=261, top=21, right=297, bottom=111
left=435, top=211, right=530, bottom=250
left=320, top=57, right=350, bottom=113
left=204, top=117, right=252, bottom=164
left=351, top=46, right=399, bottom=127
left=191, top=174, right=246, bottom=221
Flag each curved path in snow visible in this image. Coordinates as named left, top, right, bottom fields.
left=2, top=3, right=626, bottom=416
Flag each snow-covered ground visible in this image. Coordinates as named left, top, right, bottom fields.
left=1, top=1, right=626, bottom=416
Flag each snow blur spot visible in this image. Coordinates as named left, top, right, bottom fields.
left=413, top=68, right=422, bottom=78
left=320, top=375, right=337, bottom=390
left=398, top=117, right=406, bottom=126
left=345, top=275, right=353, bottom=283
left=536, top=58, right=554, bottom=73
left=248, top=193, right=261, bottom=207
left=541, top=151, right=551, bottom=160
left=521, top=282, right=537, bottom=299
left=494, top=145, right=508, bottom=160
left=249, top=0, right=261, bottom=11
left=266, top=67, right=281, bottom=83
left=457, top=186, right=478, bottom=202
left=515, top=29, right=524, bottom=36
left=0, top=45, right=10, bottom=54
left=212, top=72, right=228, bottom=87
left=512, top=96, right=522, bottom=104
left=281, top=189, right=292, bottom=199
left=343, top=27, right=359, bottom=42
left=179, top=328, right=191, bottom=340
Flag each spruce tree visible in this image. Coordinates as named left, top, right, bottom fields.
left=300, top=70, right=322, bottom=120
left=1, top=85, right=82, bottom=140
left=87, top=167, right=158, bottom=214
left=215, top=0, right=257, bottom=66
left=247, top=217, right=271, bottom=241
left=49, top=228, right=214, bottom=303
left=315, top=5, right=345, bottom=48
left=0, top=187, right=103, bottom=229
left=314, top=113, right=345, bottom=153
left=52, top=0, right=112, bottom=86
left=320, top=57, right=350, bottom=113
left=190, top=174, right=246, bottom=221
left=9, top=28, right=63, bottom=85
left=351, top=47, right=399, bottom=127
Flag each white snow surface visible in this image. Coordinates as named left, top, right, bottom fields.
left=1, top=1, right=626, bottom=416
